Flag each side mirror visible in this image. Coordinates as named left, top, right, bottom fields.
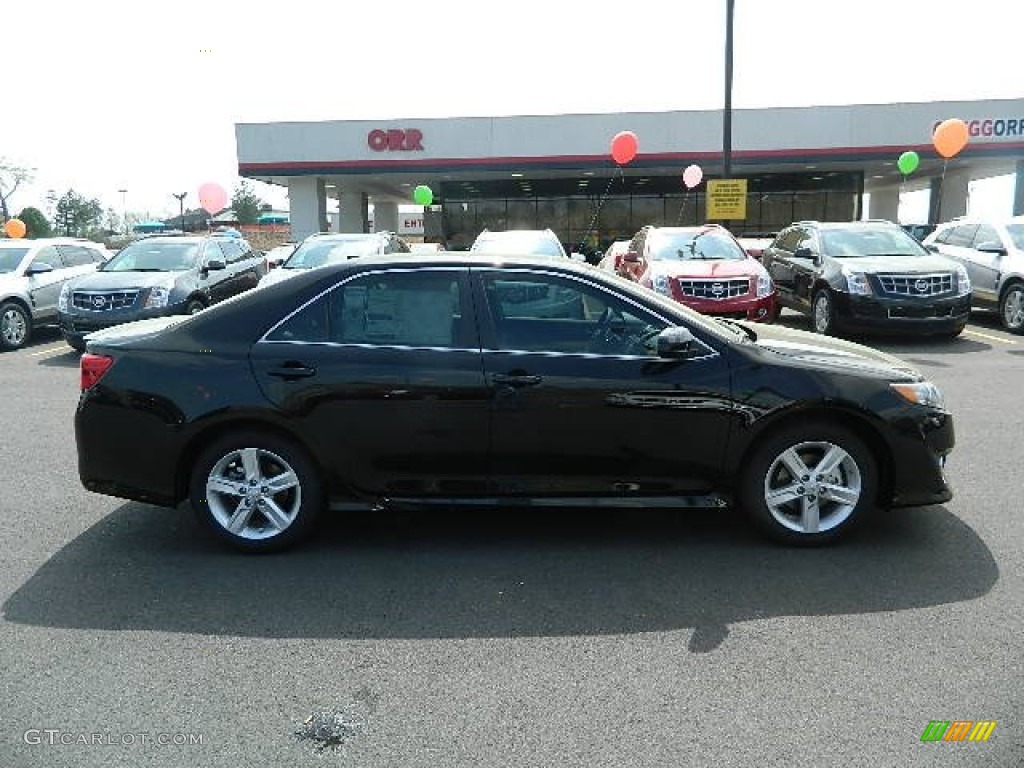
left=924, top=243, right=940, bottom=253
left=976, top=241, right=1007, bottom=256
left=793, top=246, right=814, bottom=260
left=622, top=250, right=641, bottom=264
left=268, top=258, right=284, bottom=269
left=205, top=259, right=226, bottom=271
left=569, top=252, right=586, bottom=262
left=656, top=326, right=695, bottom=359
left=25, top=262, right=54, bottom=276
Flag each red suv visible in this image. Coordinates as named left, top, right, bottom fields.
left=610, top=224, right=777, bottom=322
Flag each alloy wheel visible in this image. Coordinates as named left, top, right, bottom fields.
left=812, top=293, right=832, bottom=334
left=204, top=447, right=302, bottom=540
left=762, top=440, right=862, bottom=534
left=1, top=307, right=28, bottom=347
left=1002, top=285, right=1024, bottom=332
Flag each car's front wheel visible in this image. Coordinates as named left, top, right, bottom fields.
left=999, top=282, right=1024, bottom=334
left=0, top=301, right=31, bottom=351
left=186, top=298, right=207, bottom=315
left=739, top=422, right=877, bottom=545
left=189, top=431, right=323, bottom=552
left=811, top=290, right=836, bottom=335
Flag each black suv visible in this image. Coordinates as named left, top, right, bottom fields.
left=59, top=234, right=266, bottom=351
left=761, top=220, right=971, bottom=337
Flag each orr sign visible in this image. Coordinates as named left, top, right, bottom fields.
left=368, top=128, right=424, bottom=152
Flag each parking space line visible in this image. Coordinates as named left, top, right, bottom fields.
left=28, top=345, right=74, bottom=359
left=963, top=329, right=1017, bottom=344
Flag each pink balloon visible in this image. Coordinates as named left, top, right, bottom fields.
left=198, top=182, right=228, bottom=215
left=682, top=164, right=703, bottom=189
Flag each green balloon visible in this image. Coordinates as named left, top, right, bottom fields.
left=413, top=185, right=433, bottom=206
left=897, top=151, right=920, bottom=175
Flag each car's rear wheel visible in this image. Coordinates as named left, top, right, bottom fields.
left=739, top=422, right=877, bottom=545
left=189, top=431, right=323, bottom=553
left=0, top=302, right=31, bottom=351
left=811, top=290, right=836, bottom=335
left=999, top=283, right=1024, bottom=334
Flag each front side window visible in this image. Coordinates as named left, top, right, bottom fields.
left=481, top=271, right=668, bottom=356
left=945, top=224, right=979, bottom=248
left=31, top=245, right=64, bottom=269
left=972, top=224, right=1000, bottom=248
left=1005, top=223, right=1024, bottom=250
left=267, top=270, right=464, bottom=349
left=103, top=242, right=201, bottom=272
left=59, top=244, right=102, bottom=266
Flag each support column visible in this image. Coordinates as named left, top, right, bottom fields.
left=866, top=187, right=899, bottom=223
left=929, top=171, right=970, bottom=224
left=373, top=201, right=398, bottom=233
left=288, top=177, right=326, bottom=241
left=339, top=189, right=365, bottom=233
left=1014, top=160, right=1024, bottom=216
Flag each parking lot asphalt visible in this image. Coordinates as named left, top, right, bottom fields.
left=1, top=316, right=1022, bottom=767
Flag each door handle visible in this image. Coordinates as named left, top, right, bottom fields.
left=491, top=373, right=542, bottom=388
left=267, top=361, right=317, bottom=380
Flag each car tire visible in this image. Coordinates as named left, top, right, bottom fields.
left=67, top=337, right=87, bottom=353
left=189, top=431, right=323, bottom=553
left=0, top=301, right=31, bottom=351
left=811, top=290, right=836, bottom=335
left=940, top=321, right=967, bottom=339
left=999, top=282, right=1024, bottom=334
left=739, top=421, right=877, bottom=546
left=186, top=298, right=206, bottom=315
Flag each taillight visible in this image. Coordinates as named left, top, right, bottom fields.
left=81, top=353, right=114, bottom=391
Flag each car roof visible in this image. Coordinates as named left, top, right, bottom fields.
left=0, top=237, right=104, bottom=247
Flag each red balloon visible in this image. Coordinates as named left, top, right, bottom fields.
left=610, top=131, right=639, bottom=165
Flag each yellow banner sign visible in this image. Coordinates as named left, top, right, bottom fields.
left=707, top=179, right=748, bottom=220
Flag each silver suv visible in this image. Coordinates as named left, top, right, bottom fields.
left=0, top=238, right=110, bottom=350
left=470, top=228, right=586, bottom=261
left=924, top=216, right=1024, bottom=333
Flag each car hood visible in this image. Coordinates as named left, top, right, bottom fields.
left=84, top=316, right=189, bottom=348
left=830, top=254, right=958, bottom=273
left=737, top=321, right=922, bottom=380
left=650, top=259, right=763, bottom=278
left=71, top=270, right=187, bottom=290
left=257, top=268, right=301, bottom=289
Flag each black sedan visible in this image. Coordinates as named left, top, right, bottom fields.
left=75, top=254, right=955, bottom=552
left=58, top=234, right=266, bottom=351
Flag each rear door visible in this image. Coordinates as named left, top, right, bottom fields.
left=249, top=266, right=491, bottom=498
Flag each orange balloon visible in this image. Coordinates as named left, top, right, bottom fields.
left=4, top=218, right=26, bottom=239
left=933, top=118, right=969, bottom=159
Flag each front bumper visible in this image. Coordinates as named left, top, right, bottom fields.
left=59, top=303, right=185, bottom=344
left=833, top=292, right=971, bottom=334
left=671, top=292, right=777, bottom=323
left=888, top=407, right=955, bottom=507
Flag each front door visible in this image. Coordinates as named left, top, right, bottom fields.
left=473, top=267, right=738, bottom=497
left=250, top=266, right=491, bottom=498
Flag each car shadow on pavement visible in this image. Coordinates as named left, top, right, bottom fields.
left=36, top=349, right=81, bottom=367
left=3, top=502, right=997, bottom=652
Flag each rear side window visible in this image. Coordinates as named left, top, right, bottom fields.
left=59, top=244, right=102, bottom=266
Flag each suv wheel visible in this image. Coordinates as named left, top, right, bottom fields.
left=811, top=290, right=836, bottom=335
left=186, top=298, right=206, bottom=315
left=739, top=421, right=877, bottom=545
left=0, top=302, right=31, bottom=351
left=999, top=282, right=1024, bottom=334
left=189, top=431, right=323, bottom=553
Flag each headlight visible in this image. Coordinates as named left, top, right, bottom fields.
left=954, top=265, right=971, bottom=296
left=58, top=284, right=70, bottom=312
left=844, top=271, right=872, bottom=296
left=144, top=287, right=171, bottom=308
left=756, top=273, right=773, bottom=298
left=652, top=275, right=671, bottom=295
left=890, top=380, right=945, bottom=409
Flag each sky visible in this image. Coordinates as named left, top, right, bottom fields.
left=2, top=0, right=1022, bottom=223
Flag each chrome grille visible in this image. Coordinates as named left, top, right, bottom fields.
left=676, top=278, right=750, bottom=300
left=876, top=273, right=953, bottom=297
left=72, top=290, right=140, bottom=312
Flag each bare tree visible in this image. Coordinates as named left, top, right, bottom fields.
left=0, top=159, right=36, bottom=223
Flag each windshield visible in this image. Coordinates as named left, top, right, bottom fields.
left=821, top=227, right=927, bottom=258
left=472, top=232, right=566, bottom=258
left=103, top=242, right=201, bottom=272
left=284, top=238, right=381, bottom=269
left=0, top=247, right=30, bottom=273
left=1006, top=223, right=1024, bottom=250
left=649, top=231, right=746, bottom=261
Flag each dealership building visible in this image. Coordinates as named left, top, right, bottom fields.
left=235, top=98, right=1024, bottom=248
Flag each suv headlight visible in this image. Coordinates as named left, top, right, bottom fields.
left=58, top=283, right=71, bottom=312
left=891, top=380, right=945, bottom=409
left=756, top=273, right=773, bottom=298
left=843, top=270, right=873, bottom=296
left=652, top=275, right=671, bottom=295
left=954, top=265, right=971, bottom=297
left=144, top=286, right=171, bottom=309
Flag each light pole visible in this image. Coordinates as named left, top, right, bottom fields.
left=118, top=189, right=128, bottom=235
left=172, top=192, right=187, bottom=232
left=723, top=0, right=735, bottom=180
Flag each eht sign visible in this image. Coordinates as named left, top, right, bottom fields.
left=368, top=128, right=424, bottom=152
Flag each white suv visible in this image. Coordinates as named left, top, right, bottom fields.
left=924, top=216, right=1024, bottom=333
left=470, top=228, right=586, bottom=261
left=0, top=238, right=111, bottom=350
